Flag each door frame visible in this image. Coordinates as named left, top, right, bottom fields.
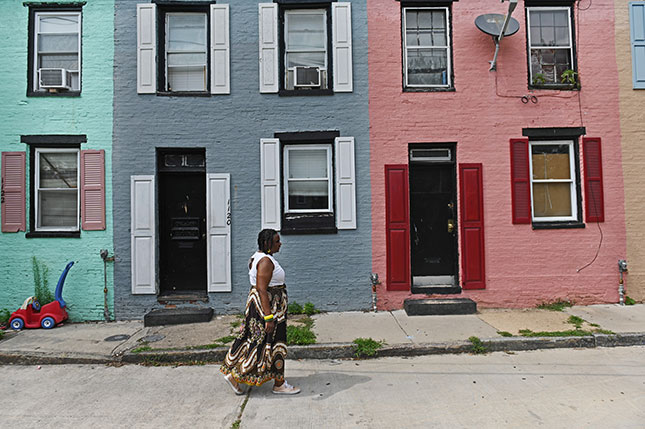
left=408, top=143, right=459, bottom=287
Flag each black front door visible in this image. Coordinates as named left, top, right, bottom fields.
left=409, top=147, right=458, bottom=285
left=158, top=152, right=206, bottom=294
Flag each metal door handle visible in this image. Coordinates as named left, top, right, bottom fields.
left=447, top=220, right=455, bottom=233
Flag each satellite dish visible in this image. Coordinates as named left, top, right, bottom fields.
left=475, top=14, right=520, bottom=38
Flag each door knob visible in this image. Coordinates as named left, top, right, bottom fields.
left=447, top=219, right=455, bottom=233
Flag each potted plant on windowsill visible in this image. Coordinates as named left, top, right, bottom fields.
left=560, top=69, right=580, bottom=89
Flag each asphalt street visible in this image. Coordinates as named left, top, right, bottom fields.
left=3, top=347, right=644, bottom=428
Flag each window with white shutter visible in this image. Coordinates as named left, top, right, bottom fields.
left=258, top=2, right=352, bottom=94
left=137, top=3, right=230, bottom=95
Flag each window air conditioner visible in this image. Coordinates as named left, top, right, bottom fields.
left=39, top=68, right=71, bottom=90
left=292, top=66, right=321, bottom=87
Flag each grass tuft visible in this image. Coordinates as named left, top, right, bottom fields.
left=132, top=346, right=153, bottom=353
left=497, top=331, right=513, bottom=337
left=567, top=315, right=585, bottom=329
left=625, top=296, right=636, bottom=306
left=468, top=336, right=488, bottom=354
left=287, top=325, right=316, bottom=345
left=353, top=337, right=384, bottom=358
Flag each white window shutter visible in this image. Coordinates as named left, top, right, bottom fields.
left=332, top=2, right=353, bottom=92
left=131, top=175, right=156, bottom=294
left=137, top=3, right=157, bottom=94
left=335, top=137, right=356, bottom=229
left=260, top=138, right=281, bottom=230
left=258, top=3, right=279, bottom=93
left=207, top=174, right=232, bottom=292
left=210, top=4, right=230, bottom=95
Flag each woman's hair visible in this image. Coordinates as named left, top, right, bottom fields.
left=257, top=229, right=278, bottom=254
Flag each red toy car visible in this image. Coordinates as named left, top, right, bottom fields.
left=9, top=261, right=74, bottom=330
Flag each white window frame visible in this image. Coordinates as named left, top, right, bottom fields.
left=284, top=8, right=328, bottom=88
left=34, top=148, right=80, bottom=232
left=402, top=6, right=451, bottom=89
left=528, top=140, right=577, bottom=222
left=164, top=12, right=208, bottom=92
left=283, top=144, right=333, bottom=214
left=526, top=6, right=574, bottom=86
left=33, top=11, right=82, bottom=92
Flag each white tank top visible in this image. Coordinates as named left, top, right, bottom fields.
left=249, top=251, right=285, bottom=287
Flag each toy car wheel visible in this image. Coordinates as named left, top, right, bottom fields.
left=41, top=316, right=55, bottom=329
left=11, top=318, right=24, bottom=330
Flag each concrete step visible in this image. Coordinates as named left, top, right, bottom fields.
left=404, top=298, right=477, bottom=316
left=144, top=308, right=214, bottom=327
left=410, top=284, right=462, bottom=295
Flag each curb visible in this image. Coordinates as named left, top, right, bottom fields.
left=1, top=333, right=644, bottom=365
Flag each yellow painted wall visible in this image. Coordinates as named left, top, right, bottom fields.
left=616, top=0, right=645, bottom=301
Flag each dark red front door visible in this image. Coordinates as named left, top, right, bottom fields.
left=385, top=165, right=410, bottom=291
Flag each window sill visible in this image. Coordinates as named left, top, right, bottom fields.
left=280, top=226, right=338, bottom=235
left=403, top=87, right=455, bottom=93
left=26, top=231, right=81, bottom=238
left=528, top=85, right=579, bottom=91
left=532, top=221, right=585, bottom=230
left=278, top=89, right=334, bottom=97
left=27, top=91, right=81, bottom=97
left=156, top=91, right=211, bottom=97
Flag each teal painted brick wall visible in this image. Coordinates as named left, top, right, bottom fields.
left=0, top=0, right=114, bottom=321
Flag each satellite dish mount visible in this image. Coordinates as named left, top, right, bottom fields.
left=475, top=0, right=520, bottom=71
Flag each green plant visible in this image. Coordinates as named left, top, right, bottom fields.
left=230, top=320, right=242, bottom=329
left=0, top=308, right=10, bottom=326
left=353, top=337, right=384, bottom=358
left=532, top=73, right=546, bottom=85
left=215, top=335, right=236, bottom=344
left=286, top=325, right=316, bottom=345
left=288, top=302, right=303, bottom=315
left=131, top=345, right=153, bottom=353
left=497, top=331, right=513, bottom=337
left=536, top=300, right=573, bottom=312
left=303, top=302, right=320, bottom=316
left=32, top=257, right=55, bottom=306
left=468, top=336, right=488, bottom=354
left=567, top=315, right=584, bottom=329
left=625, top=296, right=636, bottom=306
left=560, top=69, right=579, bottom=87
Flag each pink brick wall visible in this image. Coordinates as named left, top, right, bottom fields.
left=369, top=0, right=626, bottom=309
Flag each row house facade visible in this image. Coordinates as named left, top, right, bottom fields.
left=112, top=0, right=371, bottom=318
left=370, top=0, right=628, bottom=309
left=0, top=0, right=114, bottom=321
left=616, top=1, right=645, bottom=301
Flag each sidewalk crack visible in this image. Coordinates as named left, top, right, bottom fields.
left=390, top=311, right=413, bottom=343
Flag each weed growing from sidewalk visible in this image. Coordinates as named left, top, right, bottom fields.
left=518, top=328, right=614, bottom=337
left=468, top=336, right=488, bottom=354
left=231, top=393, right=250, bottom=429
left=353, top=337, right=384, bottom=358
left=287, top=325, right=316, bottom=345
left=567, top=315, right=584, bottom=329
left=536, top=300, right=573, bottom=311
left=288, top=301, right=321, bottom=315
left=497, top=331, right=513, bottom=337
left=625, top=296, right=636, bottom=306
left=288, top=302, right=303, bottom=314
left=0, top=308, right=10, bottom=331
left=215, top=335, right=236, bottom=344
left=0, top=330, right=4, bottom=340
left=131, top=345, right=153, bottom=353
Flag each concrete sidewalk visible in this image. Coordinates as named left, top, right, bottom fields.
left=0, top=304, right=643, bottom=365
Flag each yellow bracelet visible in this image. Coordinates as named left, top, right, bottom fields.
left=264, top=314, right=274, bottom=321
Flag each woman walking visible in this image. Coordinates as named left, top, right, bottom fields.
left=220, top=229, right=300, bottom=395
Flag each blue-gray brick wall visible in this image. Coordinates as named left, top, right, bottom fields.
left=113, top=0, right=371, bottom=319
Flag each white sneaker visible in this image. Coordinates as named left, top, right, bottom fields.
left=224, top=374, right=245, bottom=395
left=272, top=381, right=301, bottom=395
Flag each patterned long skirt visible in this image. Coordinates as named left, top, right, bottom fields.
left=220, top=285, right=288, bottom=386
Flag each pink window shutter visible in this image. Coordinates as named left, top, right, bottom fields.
left=80, top=149, right=106, bottom=230
left=582, top=137, right=605, bottom=223
left=1, top=152, right=26, bottom=232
